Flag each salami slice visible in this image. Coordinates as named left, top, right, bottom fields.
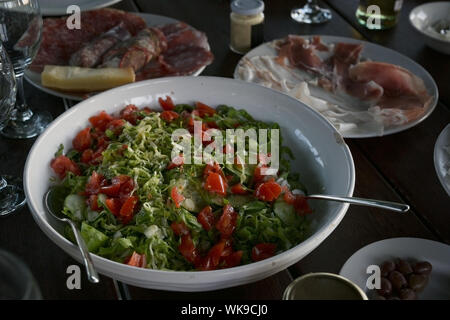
left=136, top=46, right=213, bottom=80
left=100, top=27, right=167, bottom=71
left=69, top=22, right=131, bottom=68
left=160, top=22, right=209, bottom=50
left=31, top=9, right=146, bottom=72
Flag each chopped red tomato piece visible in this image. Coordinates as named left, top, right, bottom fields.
left=85, top=171, right=105, bottom=195
left=215, top=204, right=238, bottom=238
left=204, top=172, right=228, bottom=196
left=255, top=180, right=282, bottom=202
left=88, top=194, right=99, bottom=211
left=251, top=243, right=276, bottom=262
left=106, top=119, right=125, bottom=136
left=113, top=175, right=134, bottom=198
left=89, top=111, right=113, bottom=131
left=231, top=183, right=248, bottom=195
left=167, top=154, right=184, bottom=170
left=220, top=238, right=233, bottom=257
left=197, top=206, right=214, bottom=231
left=160, top=110, right=179, bottom=122
left=203, top=163, right=225, bottom=179
left=120, top=104, right=139, bottom=125
left=253, top=165, right=268, bottom=185
left=293, top=195, right=313, bottom=216
left=72, top=127, right=92, bottom=152
left=126, top=251, right=147, bottom=268
left=170, top=186, right=185, bottom=208
left=120, top=196, right=138, bottom=218
left=81, top=149, right=94, bottom=164
left=158, top=96, right=175, bottom=111
left=283, top=190, right=296, bottom=205
left=179, top=234, right=198, bottom=264
left=50, top=155, right=81, bottom=179
left=100, top=182, right=121, bottom=197
left=195, top=101, right=216, bottom=117
left=171, top=221, right=190, bottom=236
left=141, top=107, right=152, bottom=114
left=105, top=198, right=122, bottom=216
left=222, top=250, right=243, bottom=268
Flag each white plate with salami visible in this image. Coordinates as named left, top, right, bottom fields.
left=234, top=36, right=438, bottom=138
left=25, top=9, right=213, bottom=101
left=38, top=0, right=122, bottom=16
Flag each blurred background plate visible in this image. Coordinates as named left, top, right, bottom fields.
left=340, top=237, right=450, bottom=300
left=434, top=124, right=450, bottom=196
left=38, top=0, right=122, bottom=16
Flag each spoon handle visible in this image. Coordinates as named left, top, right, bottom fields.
left=306, top=195, right=410, bottom=213
left=67, top=220, right=100, bottom=283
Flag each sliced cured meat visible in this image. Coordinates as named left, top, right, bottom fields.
left=69, top=22, right=131, bottom=68
left=31, top=9, right=146, bottom=72
left=164, top=46, right=213, bottom=75
left=136, top=46, right=213, bottom=80
left=275, top=35, right=325, bottom=73
left=160, top=22, right=209, bottom=50
left=333, top=42, right=363, bottom=65
left=100, top=27, right=167, bottom=71
left=348, top=61, right=429, bottom=99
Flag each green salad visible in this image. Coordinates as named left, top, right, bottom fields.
left=50, top=98, right=312, bottom=271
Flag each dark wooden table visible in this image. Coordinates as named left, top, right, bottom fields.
left=0, top=0, right=448, bottom=300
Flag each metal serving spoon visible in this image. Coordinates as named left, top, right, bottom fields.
left=44, top=188, right=99, bottom=283
left=305, top=194, right=409, bottom=213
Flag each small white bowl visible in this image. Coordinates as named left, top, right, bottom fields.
left=24, top=76, right=355, bottom=291
left=409, top=2, right=450, bottom=55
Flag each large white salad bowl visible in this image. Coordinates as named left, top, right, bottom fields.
left=24, top=76, right=355, bottom=291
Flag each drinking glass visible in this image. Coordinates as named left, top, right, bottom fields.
left=0, top=249, right=42, bottom=299
left=0, top=0, right=51, bottom=139
left=291, top=0, right=332, bottom=24
left=0, top=41, right=25, bottom=216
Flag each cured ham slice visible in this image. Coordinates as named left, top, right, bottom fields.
left=69, top=22, right=131, bottom=68
left=275, top=35, right=325, bottom=73
left=100, top=28, right=167, bottom=71
left=348, top=62, right=429, bottom=100
left=31, top=9, right=146, bottom=72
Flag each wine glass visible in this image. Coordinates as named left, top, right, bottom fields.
left=0, top=41, right=26, bottom=216
left=291, top=0, right=332, bottom=24
left=0, top=0, right=51, bottom=139
left=0, top=249, right=42, bottom=299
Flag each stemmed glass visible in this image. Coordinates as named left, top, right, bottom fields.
left=0, top=41, right=25, bottom=216
left=0, top=0, right=51, bottom=139
left=291, top=0, right=332, bottom=24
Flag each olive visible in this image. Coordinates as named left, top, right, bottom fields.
left=408, top=273, right=428, bottom=292
left=380, top=260, right=395, bottom=277
left=413, top=261, right=432, bottom=275
left=377, top=277, right=392, bottom=296
left=396, top=259, right=413, bottom=275
left=389, top=271, right=407, bottom=290
left=399, top=288, right=417, bottom=300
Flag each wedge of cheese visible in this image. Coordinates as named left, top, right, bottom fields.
left=41, top=65, right=135, bottom=92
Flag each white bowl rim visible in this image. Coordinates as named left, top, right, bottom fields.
left=409, top=2, right=450, bottom=44
left=24, top=76, right=355, bottom=280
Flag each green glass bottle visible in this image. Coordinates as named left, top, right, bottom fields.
left=356, top=0, right=403, bottom=30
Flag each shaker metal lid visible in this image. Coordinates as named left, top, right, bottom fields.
left=231, top=0, right=264, bottom=15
